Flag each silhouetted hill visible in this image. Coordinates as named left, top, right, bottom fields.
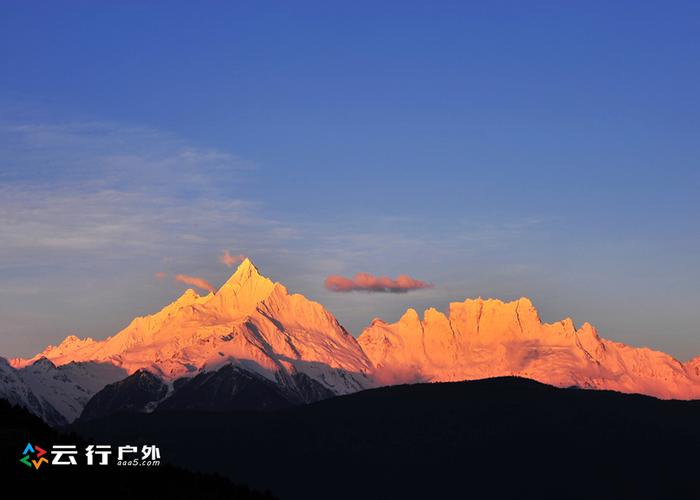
left=0, top=399, right=276, bottom=499
left=70, top=377, right=700, bottom=500
left=155, top=364, right=300, bottom=412
left=80, top=369, right=167, bottom=421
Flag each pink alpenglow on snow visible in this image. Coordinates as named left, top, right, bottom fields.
left=357, top=297, right=700, bottom=399
left=325, top=272, right=433, bottom=293
left=219, top=250, right=246, bottom=268
left=174, top=274, right=215, bottom=293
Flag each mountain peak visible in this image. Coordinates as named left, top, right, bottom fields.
left=30, top=356, right=56, bottom=370
left=238, top=256, right=256, bottom=271
left=220, top=257, right=261, bottom=289
left=175, top=288, right=200, bottom=302
left=211, top=257, right=276, bottom=316
left=397, top=308, right=421, bottom=326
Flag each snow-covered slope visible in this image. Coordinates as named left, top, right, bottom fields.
left=358, top=297, right=700, bottom=399
left=0, top=357, right=61, bottom=425
left=17, top=358, right=126, bottom=423
left=0, top=356, right=124, bottom=425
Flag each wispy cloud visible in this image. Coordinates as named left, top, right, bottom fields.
left=0, top=120, right=294, bottom=267
left=0, top=121, right=254, bottom=194
left=325, top=272, right=433, bottom=293
left=174, top=274, right=215, bottom=293
left=219, top=250, right=246, bottom=268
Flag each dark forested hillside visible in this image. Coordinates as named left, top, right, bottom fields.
left=0, top=399, right=276, bottom=499
left=70, top=377, right=700, bottom=500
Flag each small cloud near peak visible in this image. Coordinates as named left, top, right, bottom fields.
left=175, top=274, right=215, bottom=293
left=154, top=271, right=167, bottom=279
left=219, top=250, right=246, bottom=268
left=325, top=272, right=433, bottom=293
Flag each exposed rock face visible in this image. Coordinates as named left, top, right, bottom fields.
left=358, top=297, right=700, bottom=399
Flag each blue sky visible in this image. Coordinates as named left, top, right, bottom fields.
left=1, top=1, right=699, bottom=358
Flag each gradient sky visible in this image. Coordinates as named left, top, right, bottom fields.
left=1, top=1, right=699, bottom=359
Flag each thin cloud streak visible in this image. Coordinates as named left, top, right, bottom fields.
left=174, top=274, right=215, bottom=293
left=325, top=272, right=434, bottom=293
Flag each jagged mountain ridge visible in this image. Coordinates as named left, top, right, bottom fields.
left=6, top=258, right=700, bottom=425
left=79, top=363, right=337, bottom=421
left=358, top=297, right=700, bottom=399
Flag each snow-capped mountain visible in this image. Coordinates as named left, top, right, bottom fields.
left=9, top=259, right=373, bottom=423
left=358, top=297, right=700, bottom=399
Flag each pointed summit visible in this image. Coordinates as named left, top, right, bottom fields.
left=174, top=288, right=200, bottom=303
left=212, top=257, right=276, bottom=316
left=30, top=356, right=56, bottom=370
left=143, top=288, right=204, bottom=323
left=399, top=308, right=420, bottom=324
left=238, top=256, right=256, bottom=272
left=220, top=257, right=261, bottom=289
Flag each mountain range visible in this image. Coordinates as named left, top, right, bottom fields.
left=3, top=258, right=700, bottom=425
